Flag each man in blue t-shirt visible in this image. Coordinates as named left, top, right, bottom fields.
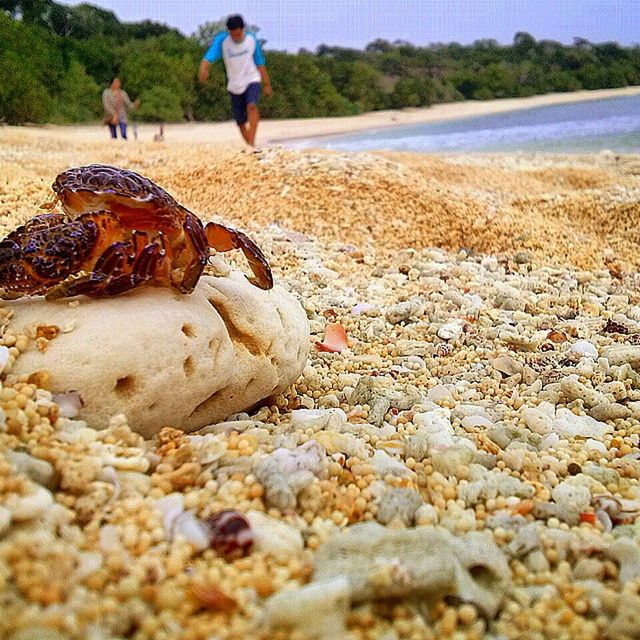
left=198, top=14, right=273, bottom=147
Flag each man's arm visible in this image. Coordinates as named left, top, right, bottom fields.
left=252, top=36, right=272, bottom=98
left=198, top=59, right=210, bottom=85
left=258, top=65, right=272, bottom=98
left=199, top=32, right=225, bottom=84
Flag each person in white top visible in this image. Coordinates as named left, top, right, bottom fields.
left=198, top=14, right=273, bottom=147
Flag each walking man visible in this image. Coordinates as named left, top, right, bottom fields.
left=198, top=14, right=272, bottom=147
left=102, top=77, right=139, bottom=140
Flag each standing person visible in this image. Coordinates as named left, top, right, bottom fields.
left=198, top=14, right=272, bottom=148
left=102, top=77, right=139, bottom=140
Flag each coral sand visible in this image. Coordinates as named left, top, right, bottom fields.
left=1, top=129, right=640, bottom=639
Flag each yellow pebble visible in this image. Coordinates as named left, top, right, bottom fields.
left=458, top=604, right=477, bottom=625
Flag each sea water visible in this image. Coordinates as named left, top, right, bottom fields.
left=290, top=94, right=640, bottom=153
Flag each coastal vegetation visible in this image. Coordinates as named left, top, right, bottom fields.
left=1, top=0, right=640, bottom=124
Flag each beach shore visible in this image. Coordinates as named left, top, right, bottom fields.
left=2, top=85, right=639, bottom=147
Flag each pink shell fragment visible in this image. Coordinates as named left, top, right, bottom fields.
left=315, top=322, right=349, bottom=353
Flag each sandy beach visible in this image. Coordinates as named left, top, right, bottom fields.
left=1, top=98, right=640, bottom=639
left=2, top=85, right=639, bottom=148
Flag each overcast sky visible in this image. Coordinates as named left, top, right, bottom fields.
left=58, top=0, right=640, bottom=51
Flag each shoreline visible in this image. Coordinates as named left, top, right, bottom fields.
left=265, top=85, right=640, bottom=145
left=1, top=85, right=639, bottom=148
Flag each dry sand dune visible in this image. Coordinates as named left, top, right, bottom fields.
left=1, top=129, right=639, bottom=273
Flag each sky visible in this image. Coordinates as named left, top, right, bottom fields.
left=58, top=0, right=640, bottom=51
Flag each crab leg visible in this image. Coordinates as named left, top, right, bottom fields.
left=46, top=240, right=167, bottom=299
left=204, top=221, right=273, bottom=290
left=5, top=213, right=68, bottom=243
left=172, top=211, right=209, bottom=294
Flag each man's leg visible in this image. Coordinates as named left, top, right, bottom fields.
left=120, top=121, right=128, bottom=140
left=108, top=124, right=117, bottom=139
left=237, top=123, right=251, bottom=144
left=230, top=92, right=250, bottom=145
left=245, top=83, right=262, bottom=147
left=246, top=104, right=260, bottom=147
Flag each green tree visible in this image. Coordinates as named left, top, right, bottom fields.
left=194, top=19, right=225, bottom=48
left=546, top=69, right=582, bottom=92
left=118, top=38, right=196, bottom=120
left=0, top=50, right=51, bottom=123
left=136, top=86, right=183, bottom=121
left=54, top=59, right=101, bottom=122
left=260, top=52, right=355, bottom=118
left=326, top=60, right=389, bottom=112
left=475, top=62, right=517, bottom=98
left=390, top=76, right=436, bottom=108
left=193, top=64, right=229, bottom=120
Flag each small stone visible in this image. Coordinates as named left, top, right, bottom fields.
left=571, top=340, right=598, bottom=359
left=427, top=384, right=454, bottom=403
left=431, top=445, right=475, bottom=476
left=415, top=503, right=439, bottom=525
left=503, top=447, right=527, bottom=472
left=385, top=301, right=421, bottom=325
left=606, top=345, right=640, bottom=368
left=522, top=405, right=554, bottom=435
left=607, top=538, right=640, bottom=584
left=376, top=488, right=423, bottom=525
left=526, top=550, right=551, bottom=573
left=552, top=482, right=591, bottom=523
left=290, top=408, right=347, bottom=432
left=265, top=577, right=351, bottom=638
left=492, top=355, right=524, bottom=377
left=437, top=321, right=463, bottom=341
left=573, top=558, right=605, bottom=580
left=0, top=346, right=10, bottom=370
left=493, top=290, right=525, bottom=311
left=560, top=377, right=606, bottom=408
left=5, top=485, right=53, bottom=521
left=461, top=414, right=494, bottom=429
left=246, top=511, right=304, bottom=561
left=5, top=451, right=57, bottom=489
left=371, top=450, right=413, bottom=479
left=589, top=402, right=631, bottom=421
left=553, top=409, right=613, bottom=439
left=506, top=524, right=541, bottom=557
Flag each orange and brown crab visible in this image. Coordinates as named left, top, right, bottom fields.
left=0, top=164, right=273, bottom=299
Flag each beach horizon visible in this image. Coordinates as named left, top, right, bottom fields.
left=2, top=85, right=639, bottom=149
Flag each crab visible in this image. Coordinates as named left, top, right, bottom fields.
left=0, top=164, right=273, bottom=299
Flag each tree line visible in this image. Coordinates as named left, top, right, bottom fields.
left=1, top=0, right=639, bottom=125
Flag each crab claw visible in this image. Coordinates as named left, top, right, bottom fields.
left=204, top=221, right=273, bottom=290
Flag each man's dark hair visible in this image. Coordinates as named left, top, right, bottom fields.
left=226, top=14, right=245, bottom=30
